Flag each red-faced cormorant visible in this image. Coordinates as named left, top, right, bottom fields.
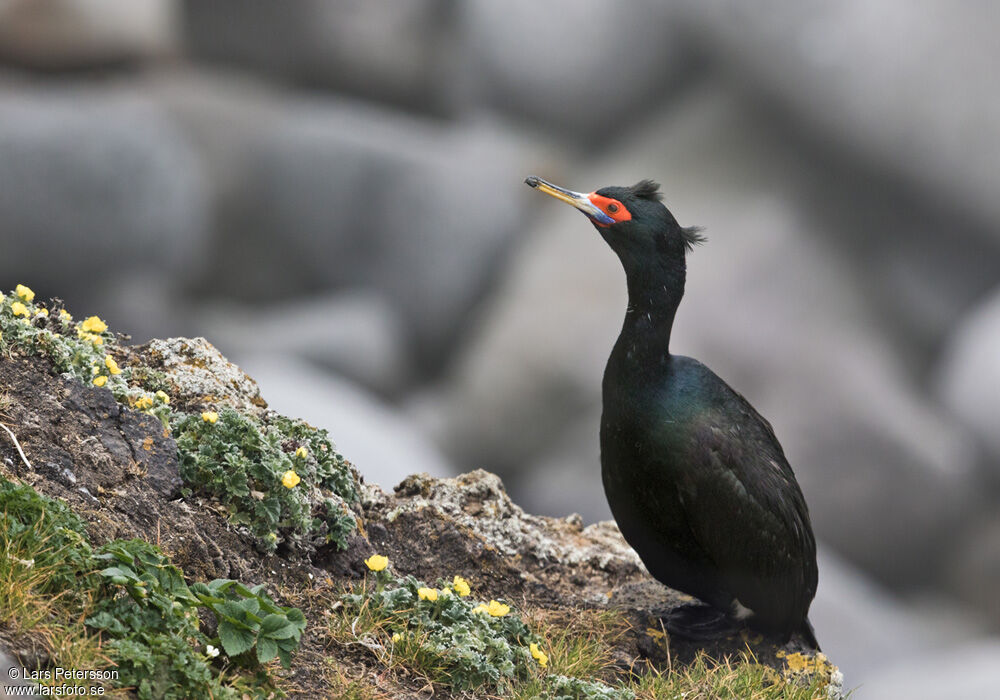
left=526, top=176, right=819, bottom=648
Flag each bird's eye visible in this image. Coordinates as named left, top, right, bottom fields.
left=607, top=203, right=619, bottom=213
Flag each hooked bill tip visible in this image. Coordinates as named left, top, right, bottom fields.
left=524, top=176, right=540, bottom=188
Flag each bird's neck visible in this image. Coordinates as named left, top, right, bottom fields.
left=614, top=266, right=685, bottom=367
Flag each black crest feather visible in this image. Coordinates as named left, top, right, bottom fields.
left=630, top=179, right=663, bottom=201
left=681, top=225, right=707, bottom=251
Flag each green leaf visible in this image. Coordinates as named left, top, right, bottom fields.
left=259, top=614, right=296, bottom=639
left=277, top=647, right=292, bottom=669
left=218, top=620, right=255, bottom=657
left=100, top=566, right=139, bottom=581
left=256, top=636, right=278, bottom=664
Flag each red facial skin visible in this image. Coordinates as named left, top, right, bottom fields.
left=587, top=193, right=631, bottom=227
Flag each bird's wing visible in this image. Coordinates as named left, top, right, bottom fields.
left=673, top=400, right=817, bottom=629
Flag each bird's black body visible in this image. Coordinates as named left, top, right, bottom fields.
left=526, top=177, right=818, bottom=647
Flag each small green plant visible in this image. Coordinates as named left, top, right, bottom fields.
left=337, top=559, right=543, bottom=693
left=3, top=286, right=360, bottom=553
left=0, top=478, right=305, bottom=699
left=0, top=286, right=172, bottom=426
left=173, top=407, right=357, bottom=552
left=1, top=286, right=115, bottom=386
left=189, top=578, right=307, bottom=668
left=545, top=674, right=635, bottom=700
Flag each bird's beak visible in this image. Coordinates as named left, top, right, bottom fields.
left=525, top=176, right=615, bottom=225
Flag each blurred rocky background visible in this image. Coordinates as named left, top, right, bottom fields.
left=0, top=1, right=998, bottom=697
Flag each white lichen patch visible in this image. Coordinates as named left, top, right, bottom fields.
left=365, top=470, right=642, bottom=574
left=138, top=337, right=267, bottom=416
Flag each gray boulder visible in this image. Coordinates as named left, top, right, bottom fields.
left=0, top=0, right=174, bottom=69
left=670, top=0, right=1000, bottom=235
left=0, top=82, right=208, bottom=317
left=179, top=0, right=460, bottom=115
left=936, top=286, right=1000, bottom=465
left=151, top=69, right=541, bottom=365
left=201, top=98, right=533, bottom=363
left=463, top=0, right=688, bottom=139
left=194, top=291, right=411, bottom=397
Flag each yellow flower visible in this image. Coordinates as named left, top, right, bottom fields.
left=93, top=375, right=108, bottom=387
left=135, top=395, right=154, bottom=410
left=11, top=301, right=28, bottom=317
left=105, top=355, right=122, bottom=375
left=529, top=642, right=548, bottom=667
left=452, top=575, right=471, bottom=597
left=440, top=587, right=452, bottom=596
left=155, top=391, right=170, bottom=404
left=486, top=600, right=510, bottom=617
left=35, top=308, right=48, bottom=317
left=15, top=284, right=34, bottom=302
left=364, top=554, right=388, bottom=572
left=417, top=587, right=438, bottom=602
left=295, top=446, right=308, bottom=459
left=472, top=604, right=489, bottom=615
left=281, top=470, right=301, bottom=489
left=80, top=316, right=108, bottom=334
left=201, top=411, right=219, bottom=424
left=78, top=329, right=103, bottom=345
left=59, top=309, right=72, bottom=321
left=391, top=632, right=402, bottom=643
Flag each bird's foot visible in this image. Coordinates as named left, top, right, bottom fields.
left=661, top=603, right=739, bottom=641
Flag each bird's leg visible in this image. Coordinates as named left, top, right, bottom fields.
left=661, top=603, right=740, bottom=642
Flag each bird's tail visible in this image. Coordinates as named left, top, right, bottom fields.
left=801, top=617, right=821, bottom=651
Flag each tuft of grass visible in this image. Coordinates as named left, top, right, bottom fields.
left=630, top=650, right=841, bottom=699
left=522, top=608, right=628, bottom=682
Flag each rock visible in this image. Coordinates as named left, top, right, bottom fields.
left=194, top=291, right=412, bottom=397
left=151, top=70, right=538, bottom=365
left=463, top=0, right=688, bottom=139
left=435, top=84, right=978, bottom=589
left=367, top=470, right=641, bottom=577
left=935, top=286, right=1000, bottom=465
left=0, top=0, right=174, bottom=69
left=669, top=1, right=1000, bottom=236
left=237, top=110, right=530, bottom=365
left=233, top=354, right=455, bottom=489
left=179, top=0, right=460, bottom=115
left=130, top=337, right=267, bottom=418
left=0, top=646, right=40, bottom=697
left=364, top=470, right=825, bottom=662
left=1, top=334, right=840, bottom=694
left=0, top=83, right=208, bottom=323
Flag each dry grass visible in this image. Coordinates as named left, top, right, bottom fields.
left=0, top=525, right=121, bottom=695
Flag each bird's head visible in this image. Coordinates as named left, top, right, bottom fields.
left=525, top=176, right=704, bottom=274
